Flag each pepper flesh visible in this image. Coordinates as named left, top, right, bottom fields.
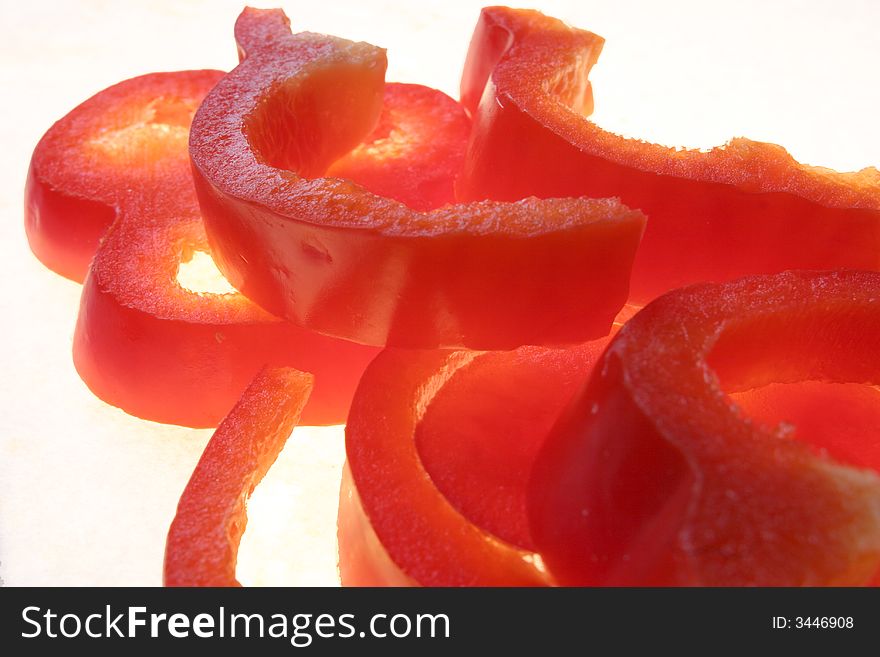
left=190, top=8, right=645, bottom=349
left=731, top=382, right=880, bottom=477
left=530, top=271, right=880, bottom=586
left=341, top=338, right=609, bottom=586
left=25, top=71, right=223, bottom=282
left=164, top=366, right=313, bottom=587
left=327, top=82, right=471, bottom=211
left=458, top=7, right=880, bottom=303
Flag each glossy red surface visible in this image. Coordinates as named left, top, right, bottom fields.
left=191, top=8, right=644, bottom=349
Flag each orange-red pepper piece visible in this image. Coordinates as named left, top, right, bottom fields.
left=48, top=71, right=380, bottom=427
left=74, top=184, right=378, bottom=427
left=459, top=7, right=880, bottom=303
left=190, top=8, right=645, bottom=349
left=25, top=71, right=223, bottom=282
left=164, top=366, right=313, bottom=587
left=341, top=339, right=608, bottom=586
left=34, top=65, right=477, bottom=427
left=530, top=271, right=880, bottom=586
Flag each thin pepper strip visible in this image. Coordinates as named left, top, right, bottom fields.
left=458, top=7, right=880, bottom=303
left=190, top=8, right=645, bottom=349
left=530, top=270, right=880, bottom=586
left=25, top=71, right=223, bottom=282
left=341, top=338, right=609, bottom=586
left=165, top=366, right=313, bottom=587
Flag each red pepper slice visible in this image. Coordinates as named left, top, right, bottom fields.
left=341, top=339, right=609, bottom=586
left=164, top=366, right=313, bottom=587
left=53, top=70, right=468, bottom=426
left=25, top=71, right=223, bottom=282
left=459, top=7, right=880, bottom=303
left=530, top=270, right=880, bottom=586
left=52, top=70, right=398, bottom=427
left=73, top=185, right=378, bottom=427
left=190, top=8, right=645, bottom=349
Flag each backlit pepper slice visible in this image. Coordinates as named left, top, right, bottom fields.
left=529, top=271, right=880, bottom=586
left=341, top=339, right=608, bottom=586
left=73, top=184, right=378, bottom=427
left=458, top=7, right=880, bottom=303
left=68, top=77, right=466, bottom=428
left=164, top=366, right=313, bottom=587
left=48, top=70, right=397, bottom=427
left=190, top=8, right=645, bottom=349
left=56, top=68, right=467, bottom=426
left=25, top=71, right=223, bottom=282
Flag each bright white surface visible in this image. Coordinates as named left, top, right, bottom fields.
left=0, top=0, right=877, bottom=586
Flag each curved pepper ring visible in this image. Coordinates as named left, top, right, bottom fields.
left=191, top=8, right=645, bottom=349
left=25, top=71, right=222, bottom=282
left=341, top=337, right=612, bottom=586
left=530, top=270, right=880, bottom=586
left=459, top=7, right=880, bottom=303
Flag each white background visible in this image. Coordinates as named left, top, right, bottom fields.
left=1, top=0, right=878, bottom=586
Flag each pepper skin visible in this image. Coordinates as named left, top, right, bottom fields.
left=530, top=271, right=880, bottom=586
left=25, top=71, right=223, bottom=282
left=458, top=7, right=880, bottom=303
left=164, top=367, right=313, bottom=587
left=341, top=338, right=609, bottom=586
left=190, top=8, right=645, bottom=349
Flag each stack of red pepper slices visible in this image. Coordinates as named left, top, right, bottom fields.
left=25, top=6, right=880, bottom=586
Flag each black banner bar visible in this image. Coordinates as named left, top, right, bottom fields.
left=1, top=587, right=875, bottom=653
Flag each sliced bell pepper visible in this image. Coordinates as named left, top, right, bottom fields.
left=25, top=70, right=223, bottom=282
left=59, top=68, right=468, bottom=426
left=51, top=70, right=394, bottom=427
left=341, top=338, right=609, bottom=586
left=529, top=270, right=880, bottom=586
left=73, top=184, right=378, bottom=427
left=164, top=366, right=313, bottom=587
left=458, top=7, right=880, bottom=304
left=68, top=76, right=465, bottom=428
left=190, top=8, right=645, bottom=349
